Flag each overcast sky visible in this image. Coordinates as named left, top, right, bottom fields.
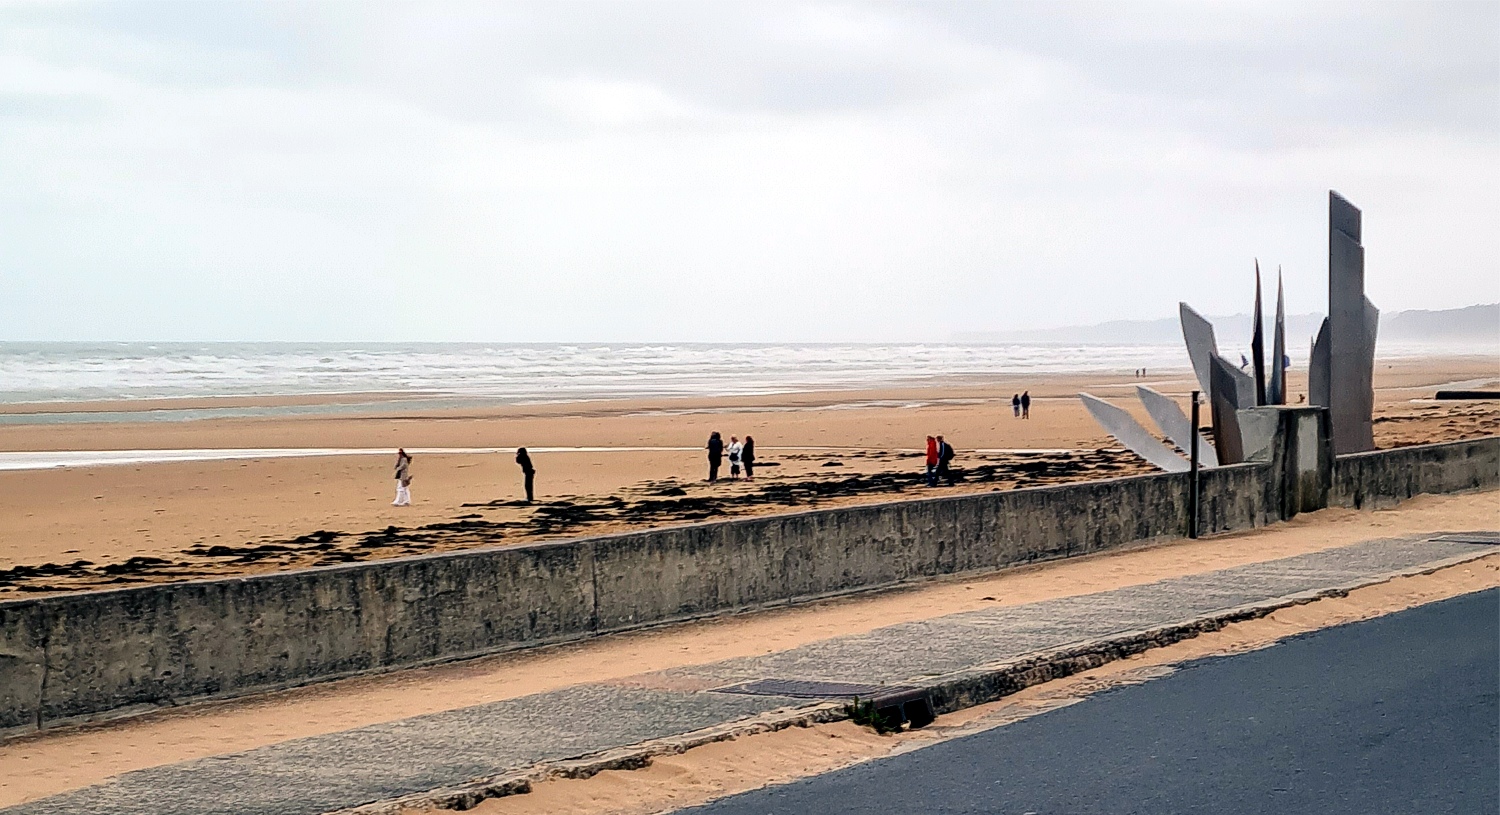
left=1, top=1, right=1496, bottom=342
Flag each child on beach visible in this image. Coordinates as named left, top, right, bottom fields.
left=392, top=449, right=413, bottom=506
left=742, top=436, right=755, bottom=481
left=727, top=436, right=743, bottom=479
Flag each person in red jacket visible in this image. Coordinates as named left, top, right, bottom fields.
left=925, top=436, right=939, bottom=487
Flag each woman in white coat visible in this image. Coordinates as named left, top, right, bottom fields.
left=392, top=448, right=413, bottom=506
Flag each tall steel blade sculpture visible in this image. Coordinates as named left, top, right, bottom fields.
left=1309, top=318, right=1331, bottom=409
left=1179, top=302, right=1219, bottom=395
left=1269, top=269, right=1287, bottom=405
left=1137, top=386, right=1219, bottom=467
left=1327, top=191, right=1378, bottom=453
left=1251, top=261, right=1266, bottom=406
left=1209, top=355, right=1248, bottom=464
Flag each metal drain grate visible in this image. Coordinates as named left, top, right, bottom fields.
left=713, top=679, right=917, bottom=699
left=1427, top=532, right=1500, bottom=545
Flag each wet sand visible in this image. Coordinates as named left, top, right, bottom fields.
left=0, top=358, right=1495, bottom=594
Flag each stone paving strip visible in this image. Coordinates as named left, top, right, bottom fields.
left=7, top=534, right=1495, bottom=815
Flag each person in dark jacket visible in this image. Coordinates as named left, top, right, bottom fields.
left=742, top=435, right=756, bottom=481
left=1011, top=393, right=1021, bottom=417
left=706, top=431, right=724, bottom=482
left=515, top=447, right=536, bottom=503
left=936, top=435, right=956, bottom=485
left=1020, top=391, right=1031, bottom=419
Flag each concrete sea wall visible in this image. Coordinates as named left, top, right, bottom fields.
left=1331, top=436, right=1499, bottom=509
left=1, top=435, right=1494, bottom=735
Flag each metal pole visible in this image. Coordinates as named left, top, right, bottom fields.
left=1189, top=390, right=1201, bottom=539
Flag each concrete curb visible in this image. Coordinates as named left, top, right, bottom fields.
left=328, top=547, right=1497, bottom=815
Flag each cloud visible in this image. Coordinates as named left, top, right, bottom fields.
left=0, top=1, right=1495, bottom=341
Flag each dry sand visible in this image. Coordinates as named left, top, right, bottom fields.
left=462, top=554, right=1500, bottom=815
left=1, top=490, right=1494, bottom=807
left=1, top=357, right=1495, bottom=592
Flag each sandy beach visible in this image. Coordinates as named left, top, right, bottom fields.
left=0, top=357, right=1495, bottom=595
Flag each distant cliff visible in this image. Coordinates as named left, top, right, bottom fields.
left=955, top=304, right=1498, bottom=349
left=1380, top=304, right=1500, bottom=342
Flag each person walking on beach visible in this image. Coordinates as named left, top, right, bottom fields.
left=742, top=435, right=756, bottom=481
left=727, top=436, right=744, bottom=479
left=936, top=435, right=956, bottom=485
left=1020, top=391, right=1031, bottom=420
left=925, top=436, right=939, bottom=486
left=515, top=447, right=536, bottom=503
left=706, top=431, right=724, bottom=483
left=392, top=448, right=413, bottom=506
left=1011, top=393, right=1021, bottom=417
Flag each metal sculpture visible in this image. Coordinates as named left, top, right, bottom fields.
left=1251, top=261, right=1266, bottom=406
left=1269, top=269, right=1287, bottom=405
left=1208, top=355, right=1248, bottom=464
left=1080, top=189, right=1379, bottom=472
left=1079, top=394, right=1191, bottom=473
left=1137, top=386, right=1219, bottom=467
left=1309, top=318, right=1331, bottom=409
left=1179, top=302, right=1219, bottom=395
left=1326, top=191, right=1378, bottom=453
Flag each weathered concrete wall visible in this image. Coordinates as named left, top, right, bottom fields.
left=4, top=435, right=1489, bottom=734
left=591, top=463, right=1271, bottom=630
left=1332, top=436, right=1499, bottom=509
left=1, top=541, right=597, bottom=735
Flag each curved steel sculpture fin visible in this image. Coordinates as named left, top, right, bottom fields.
left=1080, top=393, right=1190, bottom=473
left=1136, top=386, right=1218, bottom=468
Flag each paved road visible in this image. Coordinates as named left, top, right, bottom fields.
left=679, top=589, right=1500, bottom=815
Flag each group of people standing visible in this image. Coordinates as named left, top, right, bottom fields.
left=924, top=435, right=956, bottom=486
left=1010, top=391, right=1031, bottom=419
left=705, top=431, right=755, bottom=482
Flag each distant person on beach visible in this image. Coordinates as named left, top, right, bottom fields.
left=392, top=448, right=412, bottom=506
left=706, top=431, right=724, bottom=482
left=728, top=436, right=744, bottom=479
left=925, top=436, right=939, bottom=486
left=936, top=435, right=956, bottom=485
left=742, top=436, right=756, bottom=481
left=515, top=447, right=536, bottom=503
left=1020, top=391, right=1031, bottom=419
left=1012, top=394, right=1021, bottom=417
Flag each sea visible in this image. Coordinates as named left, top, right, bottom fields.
left=1, top=342, right=1195, bottom=407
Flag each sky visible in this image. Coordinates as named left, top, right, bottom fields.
left=1, top=1, right=1496, bottom=342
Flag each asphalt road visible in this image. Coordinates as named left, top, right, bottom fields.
left=679, top=589, right=1499, bottom=815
